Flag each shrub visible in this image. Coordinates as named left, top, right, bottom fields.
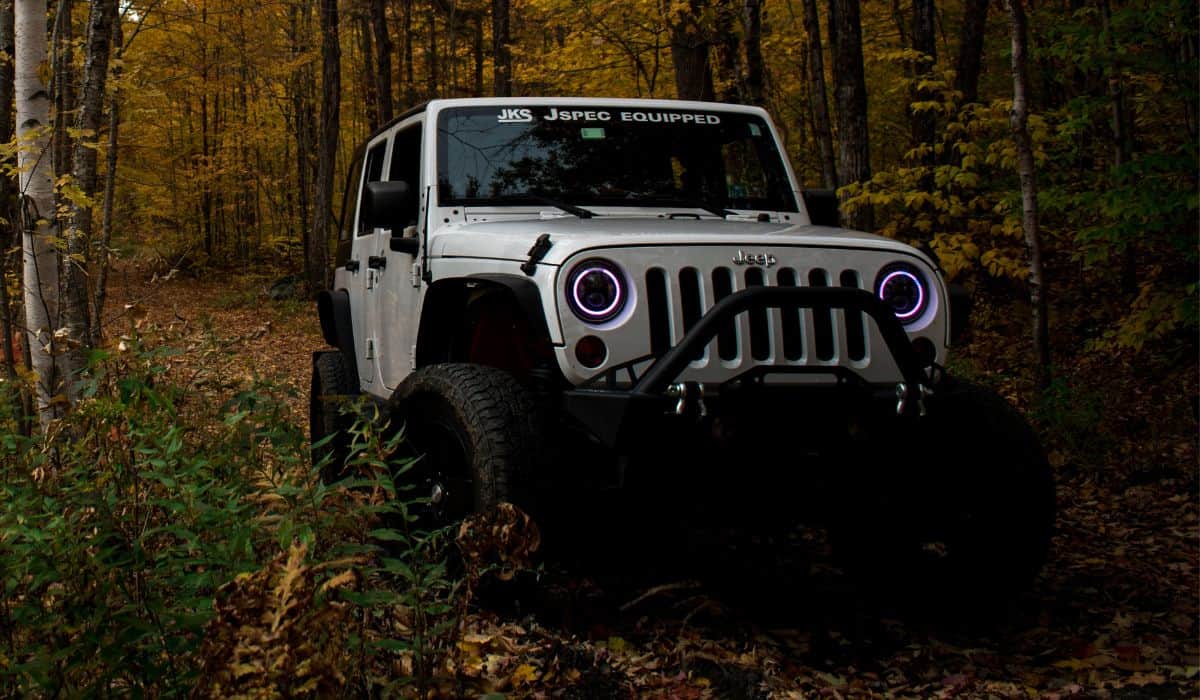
left=0, top=340, right=460, bottom=697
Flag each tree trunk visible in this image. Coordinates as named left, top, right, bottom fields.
left=61, top=0, right=117, bottom=401
left=426, top=3, right=437, bottom=98
left=309, top=0, right=339, bottom=295
left=955, top=0, right=988, bottom=105
left=401, top=0, right=415, bottom=103
left=0, top=0, right=15, bottom=380
left=1006, top=0, right=1050, bottom=385
left=357, top=9, right=377, bottom=131
left=371, top=0, right=393, bottom=122
left=492, top=0, right=511, bottom=96
left=910, top=0, right=937, bottom=150
left=802, top=0, right=838, bottom=188
left=1101, top=0, right=1136, bottom=295
left=670, top=2, right=715, bottom=101
left=91, top=12, right=121, bottom=347
left=18, top=0, right=63, bottom=423
left=829, top=0, right=873, bottom=230
left=741, top=0, right=765, bottom=105
left=52, top=0, right=72, bottom=180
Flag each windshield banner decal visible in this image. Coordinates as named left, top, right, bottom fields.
left=503, top=107, right=722, bottom=125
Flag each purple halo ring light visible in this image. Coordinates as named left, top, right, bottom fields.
left=567, top=259, right=628, bottom=324
left=875, top=264, right=928, bottom=325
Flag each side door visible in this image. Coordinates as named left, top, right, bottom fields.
left=354, top=138, right=390, bottom=390
left=367, top=120, right=425, bottom=391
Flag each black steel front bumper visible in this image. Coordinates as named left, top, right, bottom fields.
left=561, top=286, right=935, bottom=448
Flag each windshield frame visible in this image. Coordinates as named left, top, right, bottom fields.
left=433, top=101, right=801, bottom=216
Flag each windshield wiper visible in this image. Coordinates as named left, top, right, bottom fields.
left=673, top=198, right=737, bottom=218
left=488, top=193, right=595, bottom=219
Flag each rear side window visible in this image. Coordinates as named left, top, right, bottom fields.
left=356, top=141, right=388, bottom=236
left=388, top=123, right=422, bottom=190
left=338, top=150, right=364, bottom=242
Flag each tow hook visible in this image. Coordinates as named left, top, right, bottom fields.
left=667, top=381, right=707, bottom=418
left=895, top=382, right=934, bottom=417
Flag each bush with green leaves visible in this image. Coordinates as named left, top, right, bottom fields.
left=0, top=341, right=462, bottom=697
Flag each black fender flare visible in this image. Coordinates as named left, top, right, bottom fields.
left=316, top=289, right=360, bottom=390
left=469, top=274, right=553, bottom=343
left=414, top=274, right=554, bottom=368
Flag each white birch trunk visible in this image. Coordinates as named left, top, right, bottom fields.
left=17, top=0, right=62, bottom=422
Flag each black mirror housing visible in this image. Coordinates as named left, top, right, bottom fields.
left=802, top=189, right=840, bottom=227
left=363, top=180, right=416, bottom=232
left=390, top=236, right=419, bottom=255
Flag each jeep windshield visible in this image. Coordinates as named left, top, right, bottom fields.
left=436, top=105, right=798, bottom=214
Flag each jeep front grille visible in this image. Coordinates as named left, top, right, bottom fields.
left=644, top=265, right=870, bottom=367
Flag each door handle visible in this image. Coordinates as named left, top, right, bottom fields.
left=367, top=255, right=387, bottom=270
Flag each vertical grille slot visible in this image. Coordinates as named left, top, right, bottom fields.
left=745, top=268, right=770, bottom=361
left=679, top=267, right=704, bottom=361
left=809, top=268, right=835, bottom=361
left=712, top=267, right=737, bottom=361
left=840, top=270, right=867, bottom=361
left=646, top=268, right=670, bottom=356
left=777, top=268, right=804, bottom=360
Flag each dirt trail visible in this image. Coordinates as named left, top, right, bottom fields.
left=108, top=267, right=323, bottom=420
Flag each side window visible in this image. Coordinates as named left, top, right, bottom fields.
left=388, top=124, right=422, bottom=192
left=338, top=150, right=364, bottom=242
left=356, top=141, right=388, bottom=236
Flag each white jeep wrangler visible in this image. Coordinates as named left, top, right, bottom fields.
left=312, top=97, right=1054, bottom=601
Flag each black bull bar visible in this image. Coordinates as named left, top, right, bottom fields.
left=561, top=286, right=935, bottom=447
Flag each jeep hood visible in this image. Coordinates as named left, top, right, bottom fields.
left=428, top=217, right=927, bottom=267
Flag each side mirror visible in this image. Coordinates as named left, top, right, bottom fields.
left=802, top=189, right=840, bottom=227
left=363, top=180, right=416, bottom=233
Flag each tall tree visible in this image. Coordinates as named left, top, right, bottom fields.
left=741, top=0, right=765, bottom=105
left=829, top=0, right=873, bottom=230
left=1006, top=0, right=1049, bottom=384
left=910, top=0, right=937, bottom=151
left=670, top=0, right=715, bottom=100
left=17, top=0, right=61, bottom=422
left=802, top=0, right=838, bottom=188
left=0, top=0, right=15, bottom=381
left=61, top=0, right=118, bottom=401
left=371, top=0, right=393, bottom=121
left=492, top=0, right=512, bottom=95
left=309, top=0, right=339, bottom=294
left=955, top=0, right=988, bottom=105
left=91, top=11, right=121, bottom=347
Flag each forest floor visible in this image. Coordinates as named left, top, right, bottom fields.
left=110, top=266, right=1198, bottom=699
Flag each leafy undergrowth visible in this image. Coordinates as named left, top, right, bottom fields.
left=4, top=267, right=1194, bottom=698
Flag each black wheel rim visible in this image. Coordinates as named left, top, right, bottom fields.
left=405, top=400, right=475, bottom=523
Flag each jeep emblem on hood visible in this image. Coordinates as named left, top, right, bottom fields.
left=732, top=250, right=778, bottom=267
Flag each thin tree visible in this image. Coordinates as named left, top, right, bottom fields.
left=910, top=0, right=937, bottom=164
left=829, top=0, right=873, bottom=230
left=670, top=0, right=715, bottom=100
left=90, top=7, right=124, bottom=346
left=802, top=0, right=837, bottom=188
left=61, top=0, right=118, bottom=402
left=17, top=0, right=61, bottom=422
left=371, top=0, right=393, bottom=121
left=955, top=0, right=989, bottom=105
left=1006, top=0, right=1050, bottom=384
left=492, top=0, right=512, bottom=96
left=741, top=0, right=765, bottom=105
left=308, top=0, right=339, bottom=295
left=0, top=0, right=15, bottom=381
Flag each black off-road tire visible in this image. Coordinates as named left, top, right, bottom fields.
left=828, top=379, right=1055, bottom=611
left=391, top=363, right=540, bottom=521
left=310, top=351, right=354, bottom=482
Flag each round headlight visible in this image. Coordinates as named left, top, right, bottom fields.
left=566, top=259, right=627, bottom=324
left=875, top=263, right=928, bottom=324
